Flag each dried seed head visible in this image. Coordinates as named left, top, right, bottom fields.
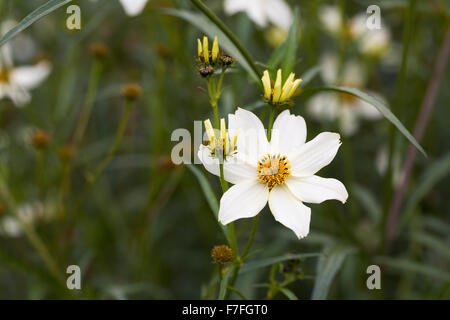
left=211, top=245, right=234, bottom=264
left=89, top=42, right=109, bottom=59
left=31, top=130, right=50, bottom=149
left=59, top=144, right=76, bottom=162
left=121, top=83, right=142, bottom=101
left=219, top=52, right=234, bottom=66
left=199, top=64, right=214, bottom=77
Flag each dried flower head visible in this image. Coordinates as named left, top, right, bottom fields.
left=121, top=83, right=142, bottom=101
left=211, top=245, right=234, bottom=264
left=31, top=130, right=50, bottom=149
left=89, top=42, right=109, bottom=59
left=59, top=144, right=76, bottom=162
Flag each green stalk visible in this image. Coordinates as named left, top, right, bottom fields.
left=190, top=0, right=260, bottom=78
left=88, top=100, right=134, bottom=186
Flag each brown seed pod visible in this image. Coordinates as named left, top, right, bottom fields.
left=211, top=245, right=234, bottom=264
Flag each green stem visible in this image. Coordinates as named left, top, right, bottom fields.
left=267, top=106, right=276, bottom=141
left=88, top=100, right=134, bottom=186
left=241, top=214, right=259, bottom=260
left=190, top=0, right=260, bottom=78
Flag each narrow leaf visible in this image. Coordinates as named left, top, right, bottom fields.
left=239, top=253, right=321, bottom=274
left=311, top=245, right=355, bottom=300
left=280, top=288, right=298, bottom=300
left=303, top=86, right=426, bottom=157
left=0, top=0, right=73, bottom=47
left=186, top=164, right=230, bottom=243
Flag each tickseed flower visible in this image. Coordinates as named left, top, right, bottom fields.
left=306, top=54, right=383, bottom=136
left=261, top=69, right=302, bottom=105
left=319, top=5, right=391, bottom=57
left=202, top=118, right=238, bottom=162
left=198, top=108, right=348, bottom=239
left=0, top=22, right=51, bottom=107
left=90, top=0, right=148, bottom=16
left=224, top=0, right=293, bottom=31
left=197, top=36, right=219, bottom=64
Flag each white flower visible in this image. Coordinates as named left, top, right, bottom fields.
left=198, top=108, right=348, bottom=239
left=119, top=0, right=148, bottom=16
left=90, top=0, right=148, bottom=16
left=306, top=54, right=383, bottom=136
left=0, top=21, right=51, bottom=107
left=319, top=6, right=391, bottom=57
left=224, top=0, right=293, bottom=31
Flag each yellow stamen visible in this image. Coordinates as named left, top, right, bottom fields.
left=257, top=154, right=291, bottom=189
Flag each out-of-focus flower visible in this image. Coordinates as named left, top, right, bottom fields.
left=261, top=69, right=302, bottom=105
left=264, top=26, right=288, bottom=48
left=224, top=0, right=293, bottom=31
left=306, top=54, right=383, bottom=136
left=319, top=6, right=391, bottom=57
left=0, top=21, right=52, bottom=107
left=91, top=0, right=148, bottom=16
left=198, top=108, right=347, bottom=239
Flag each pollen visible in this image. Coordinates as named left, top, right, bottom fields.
left=257, top=154, right=291, bottom=189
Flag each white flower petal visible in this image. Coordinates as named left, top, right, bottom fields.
left=268, top=185, right=311, bottom=239
left=197, top=145, right=257, bottom=185
left=286, top=175, right=348, bottom=204
left=265, top=0, right=293, bottom=31
left=319, top=6, right=342, bottom=35
left=219, top=180, right=268, bottom=225
left=119, top=0, right=148, bottom=16
left=306, top=92, right=339, bottom=121
left=223, top=0, right=250, bottom=15
left=244, top=0, right=268, bottom=27
left=342, top=59, right=366, bottom=87
left=320, top=54, right=338, bottom=84
left=10, top=61, right=51, bottom=90
left=270, top=109, right=307, bottom=155
left=289, top=132, right=341, bottom=177
left=230, top=108, right=269, bottom=164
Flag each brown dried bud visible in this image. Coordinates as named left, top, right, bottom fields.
left=121, top=83, right=142, bottom=101
left=199, top=64, right=214, bottom=77
left=211, top=245, right=234, bottom=264
left=219, top=52, right=234, bottom=66
left=31, top=130, right=50, bottom=149
left=156, top=155, right=176, bottom=170
left=89, top=42, right=109, bottom=59
left=59, top=144, right=76, bottom=162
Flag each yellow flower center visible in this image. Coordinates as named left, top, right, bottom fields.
left=0, top=69, right=9, bottom=83
left=257, top=154, right=291, bottom=189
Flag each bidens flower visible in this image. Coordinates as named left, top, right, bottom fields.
left=197, top=36, right=219, bottom=64
left=0, top=21, right=51, bottom=107
left=261, top=69, right=302, bottom=105
left=306, top=54, right=383, bottom=136
left=198, top=108, right=348, bottom=239
left=224, top=0, right=293, bottom=31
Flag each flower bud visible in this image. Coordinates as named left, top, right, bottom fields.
left=31, top=130, right=50, bottom=150
left=59, top=144, right=76, bottom=162
left=121, top=83, right=142, bottom=101
left=89, top=42, right=109, bottom=59
left=199, top=64, right=214, bottom=78
left=211, top=245, right=234, bottom=264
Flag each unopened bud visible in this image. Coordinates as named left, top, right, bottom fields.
left=89, top=42, right=109, bottom=59
left=31, top=130, right=50, bottom=149
left=121, top=83, right=142, bottom=101
left=199, top=64, right=214, bottom=77
left=59, top=144, right=76, bottom=162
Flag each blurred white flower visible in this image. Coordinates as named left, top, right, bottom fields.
left=0, top=21, right=51, bottom=107
left=319, top=6, right=391, bottom=57
left=307, top=54, right=383, bottom=136
left=224, top=0, right=293, bottom=31
left=90, top=0, right=148, bottom=16
left=198, top=108, right=347, bottom=239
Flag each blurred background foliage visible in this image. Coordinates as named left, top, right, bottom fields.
left=0, top=0, right=449, bottom=299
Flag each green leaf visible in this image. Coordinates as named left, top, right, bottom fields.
left=0, top=0, right=73, bottom=47
left=351, top=184, right=382, bottom=223
left=280, top=288, right=298, bottom=300
left=376, top=256, right=450, bottom=283
left=413, top=232, right=450, bottom=261
left=239, top=253, right=321, bottom=274
left=401, top=152, right=450, bottom=228
left=185, top=164, right=230, bottom=243
left=299, top=65, right=321, bottom=87
left=267, top=7, right=299, bottom=79
left=311, top=245, right=355, bottom=300
left=161, top=9, right=259, bottom=83
left=218, top=267, right=233, bottom=300
left=302, top=86, right=426, bottom=157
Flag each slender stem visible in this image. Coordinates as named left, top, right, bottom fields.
left=241, top=214, right=259, bottom=260
left=88, top=100, right=134, bottom=186
left=267, top=106, right=276, bottom=141
left=190, top=0, right=260, bottom=79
